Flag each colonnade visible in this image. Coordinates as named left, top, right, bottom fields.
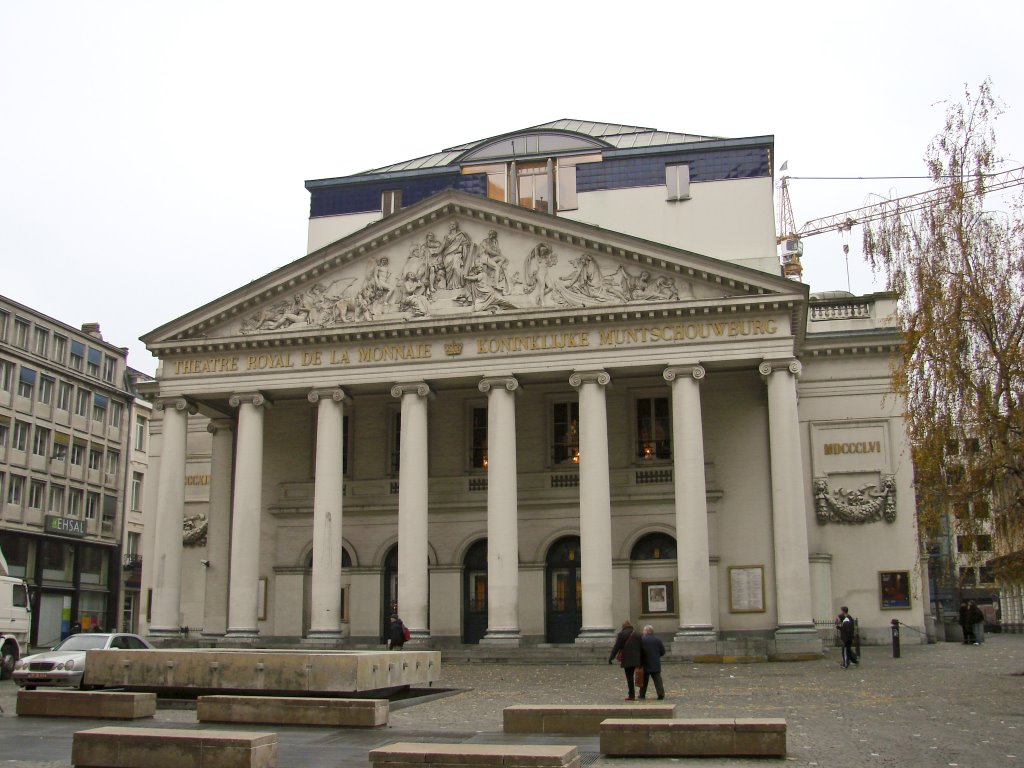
left=147, top=360, right=817, bottom=646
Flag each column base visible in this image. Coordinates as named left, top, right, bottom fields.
left=147, top=626, right=185, bottom=642
left=672, top=627, right=717, bottom=657
left=304, top=629, right=343, bottom=641
left=480, top=629, right=522, bottom=647
left=575, top=627, right=616, bottom=645
left=772, top=624, right=822, bottom=658
left=220, top=629, right=260, bottom=646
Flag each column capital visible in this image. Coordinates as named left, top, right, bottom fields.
left=229, top=392, right=272, bottom=409
left=663, top=364, right=706, bottom=382
left=206, top=417, right=235, bottom=436
left=479, top=376, right=519, bottom=394
left=391, top=381, right=431, bottom=398
left=154, top=396, right=198, bottom=415
left=308, top=387, right=347, bottom=404
left=569, top=369, right=610, bottom=388
left=758, top=358, right=802, bottom=381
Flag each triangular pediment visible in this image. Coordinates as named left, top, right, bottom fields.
left=143, top=191, right=803, bottom=351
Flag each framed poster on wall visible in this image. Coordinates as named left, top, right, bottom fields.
left=728, top=565, right=765, bottom=613
left=879, top=570, right=911, bottom=609
left=257, top=577, right=268, bottom=621
left=640, top=581, right=676, bottom=615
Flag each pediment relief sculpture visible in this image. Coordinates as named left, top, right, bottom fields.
left=235, top=221, right=721, bottom=337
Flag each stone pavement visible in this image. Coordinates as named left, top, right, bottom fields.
left=1, top=634, right=1022, bottom=767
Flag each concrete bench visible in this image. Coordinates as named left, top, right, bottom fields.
left=72, top=726, right=278, bottom=768
left=197, top=695, right=388, bottom=727
left=600, top=717, right=787, bottom=758
left=17, top=690, right=156, bottom=719
left=370, top=742, right=580, bottom=768
left=504, top=703, right=676, bottom=734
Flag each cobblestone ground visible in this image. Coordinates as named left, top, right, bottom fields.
left=2, top=634, right=1023, bottom=767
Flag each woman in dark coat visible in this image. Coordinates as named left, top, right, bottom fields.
left=608, top=619, right=645, bottom=700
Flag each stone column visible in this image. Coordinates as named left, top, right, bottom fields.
left=149, top=397, right=195, bottom=638
left=306, top=387, right=346, bottom=641
left=391, top=382, right=431, bottom=642
left=202, top=418, right=234, bottom=637
left=225, top=393, right=269, bottom=641
left=759, top=360, right=818, bottom=648
left=479, top=375, right=521, bottom=646
left=570, top=370, right=615, bottom=643
left=664, top=364, right=716, bottom=649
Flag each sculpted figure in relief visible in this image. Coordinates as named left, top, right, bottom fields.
left=459, top=230, right=515, bottom=312
left=439, top=221, right=473, bottom=289
left=522, top=242, right=559, bottom=306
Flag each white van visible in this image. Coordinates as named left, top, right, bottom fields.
left=0, top=547, right=32, bottom=679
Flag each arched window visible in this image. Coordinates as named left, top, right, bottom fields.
left=630, top=532, right=677, bottom=561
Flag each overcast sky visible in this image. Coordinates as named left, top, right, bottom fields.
left=2, top=2, right=1022, bottom=376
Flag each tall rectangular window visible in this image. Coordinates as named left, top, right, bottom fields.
left=666, top=163, right=691, bottom=201
left=102, top=355, right=117, bottom=383
left=88, top=447, right=102, bottom=471
left=135, top=415, right=147, bottom=451
left=28, top=479, right=45, bottom=509
left=75, top=388, right=91, bottom=417
left=57, top=381, right=72, bottom=410
left=471, top=406, right=487, bottom=469
left=0, top=420, right=8, bottom=449
left=389, top=410, right=401, bottom=475
left=52, top=334, right=67, bottom=364
left=52, top=432, right=69, bottom=462
left=0, top=310, right=8, bottom=341
left=105, top=450, right=119, bottom=477
left=17, top=367, right=35, bottom=399
left=0, top=359, right=13, bottom=391
left=7, top=475, right=24, bottom=505
left=92, top=394, right=108, bottom=424
left=48, top=484, right=65, bottom=514
left=552, top=401, right=580, bottom=465
left=68, top=488, right=83, bottom=516
left=70, top=340, right=85, bottom=371
left=131, top=471, right=143, bottom=511
left=33, top=326, right=49, bottom=356
left=71, top=441, right=86, bottom=465
left=32, top=425, right=51, bottom=457
left=85, top=491, right=100, bottom=520
left=109, top=401, right=123, bottom=430
left=381, top=189, right=402, bottom=217
left=87, top=348, right=101, bottom=377
left=39, top=375, right=55, bottom=405
left=12, top=420, right=29, bottom=451
left=14, top=318, right=30, bottom=349
left=636, top=397, right=671, bottom=460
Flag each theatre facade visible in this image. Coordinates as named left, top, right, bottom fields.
left=139, top=121, right=926, bottom=653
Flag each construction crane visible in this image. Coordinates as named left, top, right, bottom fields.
left=776, top=166, right=1024, bottom=281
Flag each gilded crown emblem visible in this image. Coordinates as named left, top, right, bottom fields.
left=444, top=341, right=464, bottom=357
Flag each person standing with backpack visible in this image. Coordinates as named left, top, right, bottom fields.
left=837, top=606, right=858, bottom=668
left=388, top=615, right=408, bottom=650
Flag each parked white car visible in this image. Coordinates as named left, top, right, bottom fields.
left=12, top=632, right=153, bottom=689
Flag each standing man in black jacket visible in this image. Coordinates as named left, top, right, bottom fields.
left=638, top=625, right=666, bottom=700
left=837, top=606, right=858, bottom=668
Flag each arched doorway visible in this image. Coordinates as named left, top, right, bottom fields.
left=630, top=532, right=677, bottom=619
left=545, top=536, right=582, bottom=643
left=462, top=539, right=487, bottom=644
left=382, top=545, right=398, bottom=642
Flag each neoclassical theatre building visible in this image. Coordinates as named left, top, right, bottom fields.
left=139, top=121, right=926, bottom=653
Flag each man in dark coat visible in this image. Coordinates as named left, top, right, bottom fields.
left=608, top=619, right=645, bottom=700
left=837, top=606, right=858, bottom=668
left=958, top=600, right=974, bottom=644
left=388, top=615, right=407, bottom=650
left=638, top=625, right=666, bottom=700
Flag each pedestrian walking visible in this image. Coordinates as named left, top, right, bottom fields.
left=967, top=600, right=985, bottom=645
left=837, top=606, right=859, bottom=668
left=388, top=614, right=408, bottom=650
left=958, top=600, right=974, bottom=644
left=638, top=625, right=666, bottom=700
left=608, top=619, right=645, bottom=700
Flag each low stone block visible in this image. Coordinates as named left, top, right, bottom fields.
left=16, top=690, right=156, bottom=719
left=71, top=726, right=278, bottom=768
left=197, top=695, right=388, bottom=727
left=600, top=717, right=787, bottom=758
left=369, top=742, right=579, bottom=768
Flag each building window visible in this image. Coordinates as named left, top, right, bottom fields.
left=976, top=534, right=992, bottom=552
left=14, top=318, right=30, bottom=349
left=631, top=532, right=678, bottom=560
left=552, top=401, right=580, bottom=465
left=636, top=397, right=671, bottom=461
left=87, top=348, right=101, bottom=378
left=39, top=375, right=55, bottom=405
left=57, top=381, right=72, bottom=410
left=665, top=163, right=691, bottom=201
left=92, top=394, right=108, bottom=425
left=32, top=426, right=51, bottom=457
left=75, top=388, right=91, bottom=417
left=12, top=420, right=29, bottom=451
left=0, top=310, right=8, bottom=341
left=0, top=420, right=8, bottom=449
left=979, top=566, right=994, bottom=584
left=7, top=475, right=24, bottom=505
left=109, top=401, right=123, bottom=430
left=85, top=491, right=99, bottom=520
left=17, top=367, right=35, bottom=399
left=105, top=450, right=119, bottom=476
left=68, top=488, right=83, bottom=516
left=70, top=340, right=85, bottom=371
left=48, top=485, right=65, bottom=514
left=471, top=406, right=487, bottom=469
left=382, top=189, right=402, bottom=217
left=959, top=567, right=977, bottom=586
left=52, top=432, right=69, bottom=462
left=102, top=355, right=117, bottom=383
left=52, top=334, right=67, bottom=364
left=33, top=326, right=49, bottom=356
left=516, top=160, right=552, bottom=212
left=389, top=410, right=401, bottom=475
left=956, top=535, right=975, bottom=552
left=28, top=479, right=45, bottom=509
left=71, top=441, right=86, bottom=465
left=88, top=447, right=102, bottom=471
left=135, top=415, right=147, bottom=451
left=0, top=359, right=13, bottom=391
left=131, top=472, right=143, bottom=511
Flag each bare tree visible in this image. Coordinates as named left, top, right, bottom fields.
left=863, top=80, right=1024, bottom=578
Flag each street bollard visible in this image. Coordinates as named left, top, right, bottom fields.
left=891, top=618, right=901, bottom=658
